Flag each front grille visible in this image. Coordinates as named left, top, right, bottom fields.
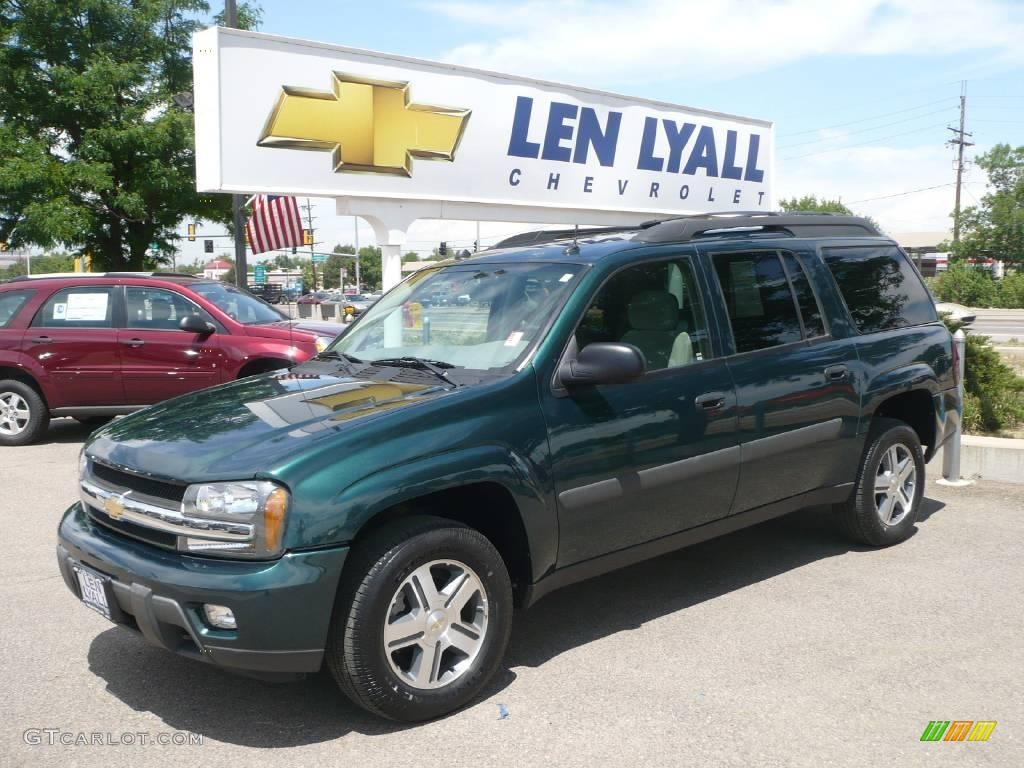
left=91, top=462, right=187, bottom=503
left=87, top=507, right=178, bottom=550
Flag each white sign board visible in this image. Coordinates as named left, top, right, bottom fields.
left=193, top=27, right=774, bottom=224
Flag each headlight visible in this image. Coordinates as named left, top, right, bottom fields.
left=315, top=335, right=332, bottom=353
left=179, top=480, right=289, bottom=559
left=79, top=449, right=88, bottom=479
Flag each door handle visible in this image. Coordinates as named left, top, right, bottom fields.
left=824, top=364, right=848, bottom=381
left=122, top=338, right=145, bottom=348
left=30, top=335, right=53, bottom=344
left=694, top=391, right=727, bottom=410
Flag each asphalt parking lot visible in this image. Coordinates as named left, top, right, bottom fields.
left=2, top=420, right=1022, bottom=767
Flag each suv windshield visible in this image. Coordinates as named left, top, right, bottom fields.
left=190, top=281, right=285, bottom=324
left=330, top=262, right=582, bottom=371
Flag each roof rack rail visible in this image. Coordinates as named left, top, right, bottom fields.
left=637, top=212, right=881, bottom=243
left=492, top=223, right=654, bottom=250
left=8, top=271, right=201, bottom=282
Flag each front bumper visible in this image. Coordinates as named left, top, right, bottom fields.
left=57, top=502, right=348, bottom=678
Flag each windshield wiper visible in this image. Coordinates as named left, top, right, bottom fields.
left=314, top=350, right=363, bottom=365
left=371, top=356, right=458, bottom=386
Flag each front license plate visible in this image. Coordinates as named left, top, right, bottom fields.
left=72, top=564, right=112, bottom=620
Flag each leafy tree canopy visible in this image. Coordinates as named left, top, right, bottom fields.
left=955, top=143, right=1024, bottom=265
left=0, top=1, right=260, bottom=270
left=777, top=195, right=853, bottom=215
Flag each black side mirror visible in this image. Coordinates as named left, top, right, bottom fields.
left=180, top=314, right=216, bottom=335
left=559, top=342, right=646, bottom=387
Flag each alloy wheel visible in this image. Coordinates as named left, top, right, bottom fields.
left=0, top=392, right=30, bottom=436
left=383, top=559, right=489, bottom=690
left=874, top=442, right=916, bottom=525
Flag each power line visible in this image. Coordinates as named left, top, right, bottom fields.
left=846, top=183, right=955, bottom=204
left=777, top=106, right=958, bottom=150
left=780, top=122, right=952, bottom=161
left=778, top=97, right=958, bottom=138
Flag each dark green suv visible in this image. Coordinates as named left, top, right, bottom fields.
left=57, top=213, right=960, bottom=721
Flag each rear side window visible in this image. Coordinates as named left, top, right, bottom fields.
left=780, top=252, right=826, bottom=338
left=822, top=246, right=936, bottom=333
left=0, top=290, right=34, bottom=328
left=712, top=251, right=803, bottom=353
left=32, top=286, right=115, bottom=328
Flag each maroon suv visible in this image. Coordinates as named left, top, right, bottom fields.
left=0, top=273, right=338, bottom=445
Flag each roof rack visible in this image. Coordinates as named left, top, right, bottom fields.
left=492, top=224, right=653, bottom=250
left=489, top=212, right=882, bottom=250
left=637, top=212, right=881, bottom=243
left=8, top=271, right=201, bottom=281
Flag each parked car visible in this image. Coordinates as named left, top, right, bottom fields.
left=247, top=283, right=284, bottom=304
left=58, top=214, right=959, bottom=721
left=297, top=291, right=332, bottom=305
left=935, top=302, right=976, bottom=326
left=0, top=273, right=338, bottom=445
left=340, top=293, right=375, bottom=316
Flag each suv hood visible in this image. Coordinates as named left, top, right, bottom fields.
left=86, top=368, right=450, bottom=481
left=244, top=322, right=318, bottom=342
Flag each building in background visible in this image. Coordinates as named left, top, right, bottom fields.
left=202, top=258, right=232, bottom=279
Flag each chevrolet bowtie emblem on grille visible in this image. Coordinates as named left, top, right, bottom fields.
left=257, top=72, right=471, bottom=176
left=103, top=492, right=129, bottom=521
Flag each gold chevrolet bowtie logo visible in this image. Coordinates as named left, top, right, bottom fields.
left=104, top=494, right=126, bottom=521
left=258, top=72, right=471, bottom=176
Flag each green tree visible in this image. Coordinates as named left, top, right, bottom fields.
left=402, top=251, right=420, bottom=263
left=0, top=1, right=260, bottom=270
left=956, top=144, right=1024, bottom=265
left=778, top=195, right=852, bottom=214
left=0, top=250, right=75, bottom=279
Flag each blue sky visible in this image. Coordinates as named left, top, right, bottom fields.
left=176, top=0, right=1024, bottom=266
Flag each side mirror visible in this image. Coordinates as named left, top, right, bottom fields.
left=180, top=314, right=216, bottom=335
left=559, top=342, right=646, bottom=387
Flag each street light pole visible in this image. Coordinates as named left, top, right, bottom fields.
left=224, top=0, right=248, bottom=288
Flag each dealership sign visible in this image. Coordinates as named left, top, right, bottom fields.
left=193, top=28, right=774, bottom=222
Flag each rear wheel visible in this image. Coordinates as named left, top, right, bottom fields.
left=0, top=380, right=49, bottom=446
left=836, top=418, right=925, bottom=546
left=326, top=516, right=513, bottom=722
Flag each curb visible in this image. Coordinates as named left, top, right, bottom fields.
left=934, top=435, right=1024, bottom=485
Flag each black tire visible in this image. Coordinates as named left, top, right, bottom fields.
left=326, top=516, right=513, bottom=722
left=836, top=417, right=925, bottom=547
left=0, top=379, right=50, bottom=446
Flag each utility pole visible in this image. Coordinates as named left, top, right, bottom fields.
left=947, top=81, right=974, bottom=245
left=353, top=217, right=361, bottom=293
left=224, top=0, right=248, bottom=287
left=301, top=198, right=317, bottom=291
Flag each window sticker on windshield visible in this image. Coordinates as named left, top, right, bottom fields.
left=52, top=302, right=67, bottom=320
left=504, top=331, right=524, bottom=346
left=559, top=273, right=574, bottom=282
left=65, top=293, right=108, bottom=321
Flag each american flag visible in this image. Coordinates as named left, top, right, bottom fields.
left=245, top=195, right=304, bottom=254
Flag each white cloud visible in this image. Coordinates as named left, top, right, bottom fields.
left=433, top=0, right=1024, bottom=85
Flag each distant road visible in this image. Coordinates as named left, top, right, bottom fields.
left=969, top=308, right=1024, bottom=343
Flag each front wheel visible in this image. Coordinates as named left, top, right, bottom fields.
left=326, top=516, right=513, bottom=722
left=0, top=380, right=49, bottom=446
left=836, top=418, right=925, bottom=546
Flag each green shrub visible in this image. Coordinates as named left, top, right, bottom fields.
left=997, top=270, right=1024, bottom=309
left=962, top=333, right=1024, bottom=433
left=933, top=263, right=998, bottom=306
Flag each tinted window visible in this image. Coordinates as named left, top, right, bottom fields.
left=781, top=252, right=826, bottom=338
left=190, top=282, right=284, bottom=325
left=33, top=286, right=115, bottom=328
left=823, top=246, right=937, bottom=333
left=712, top=252, right=802, bottom=353
left=125, top=287, right=217, bottom=330
left=578, top=258, right=713, bottom=370
left=0, top=290, right=34, bottom=328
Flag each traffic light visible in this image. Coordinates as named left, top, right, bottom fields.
left=187, top=222, right=196, bottom=242
left=439, top=241, right=447, bottom=256
left=303, top=229, right=313, bottom=246
left=204, top=239, right=214, bottom=254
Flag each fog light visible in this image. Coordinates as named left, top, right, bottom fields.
left=203, top=604, right=237, bottom=630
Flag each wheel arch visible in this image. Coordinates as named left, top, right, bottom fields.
left=237, top=358, right=292, bottom=379
left=0, top=363, right=49, bottom=405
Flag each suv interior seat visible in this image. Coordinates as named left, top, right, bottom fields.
left=621, top=290, right=693, bottom=369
